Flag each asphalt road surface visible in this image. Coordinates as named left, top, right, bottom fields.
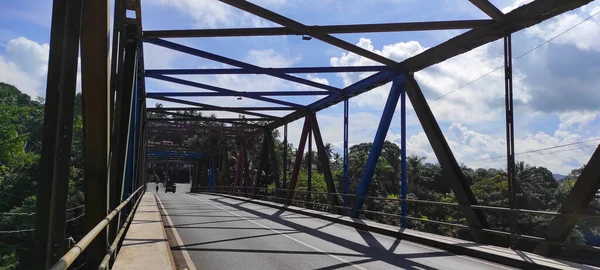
left=154, top=183, right=513, bottom=270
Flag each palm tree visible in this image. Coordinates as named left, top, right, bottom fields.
left=406, top=155, right=426, bottom=186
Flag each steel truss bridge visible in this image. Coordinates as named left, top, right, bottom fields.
left=32, top=0, right=600, bottom=269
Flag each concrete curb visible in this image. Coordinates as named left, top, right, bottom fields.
left=195, top=192, right=598, bottom=270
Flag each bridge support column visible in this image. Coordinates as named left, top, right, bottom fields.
left=352, top=76, right=404, bottom=217
left=34, top=0, right=82, bottom=267
left=309, top=113, right=341, bottom=213
left=80, top=0, right=110, bottom=266
left=535, top=145, right=600, bottom=256
left=283, top=124, right=288, bottom=189
left=400, top=80, right=408, bottom=228
left=405, top=75, right=489, bottom=243
left=307, top=125, right=313, bottom=209
left=343, top=99, right=349, bottom=213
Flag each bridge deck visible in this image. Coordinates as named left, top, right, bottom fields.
left=155, top=184, right=521, bottom=270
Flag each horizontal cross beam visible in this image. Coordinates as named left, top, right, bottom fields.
left=142, top=20, right=494, bottom=38
left=146, top=74, right=303, bottom=108
left=144, top=38, right=342, bottom=93
left=148, top=107, right=295, bottom=111
left=146, top=66, right=387, bottom=75
left=146, top=91, right=327, bottom=97
left=148, top=117, right=266, bottom=127
left=265, top=0, right=593, bottom=130
left=148, top=96, right=282, bottom=119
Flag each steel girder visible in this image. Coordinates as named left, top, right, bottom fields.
left=535, top=145, right=600, bottom=256
left=80, top=0, right=110, bottom=265
left=144, top=38, right=342, bottom=93
left=309, top=113, right=342, bottom=212
left=149, top=96, right=281, bottom=119
left=143, top=19, right=494, bottom=38
left=351, top=77, right=405, bottom=216
left=34, top=0, right=82, bottom=267
left=146, top=66, right=387, bottom=75
left=147, top=92, right=327, bottom=98
left=404, top=76, right=489, bottom=243
left=287, top=118, right=311, bottom=200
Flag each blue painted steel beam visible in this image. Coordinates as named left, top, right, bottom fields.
left=146, top=74, right=304, bottom=108
left=400, top=85, right=407, bottom=228
left=145, top=66, right=387, bottom=75
left=343, top=99, right=349, bottom=211
left=267, top=70, right=400, bottom=130
left=148, top=96, right=280, bottom=119
left=146, top=91, right=328, bottom=97
left=144, top=38, right=343, bottom=93
left=351, top=76, right=405, bottom=217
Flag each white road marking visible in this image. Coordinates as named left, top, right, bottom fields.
left=186, top=194, right=368, bottom=270
left=155, top=194, right=197, bottom=270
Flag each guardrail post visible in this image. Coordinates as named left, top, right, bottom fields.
left=80, top=0, right=110, bottom=265
left=352, top=76, right=404, bottom=217
left=34, top=0, right=82, bottom=267
left=404, top=75, right=490, bottom=243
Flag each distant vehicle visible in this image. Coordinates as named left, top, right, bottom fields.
left=165, top=182, right=176, bottom=193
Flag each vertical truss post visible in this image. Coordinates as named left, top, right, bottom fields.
left=405, top=75, right=489, bottom=243
left=400, top=84, right=408, bottom=228
left=504, top=34, right=518, bottom=247
left=266, top=130, right=281, bottom=198
left=287, top=118, right=311, bottom=200
left=307, top=126, right=313, bottom=209
left=283, top=124, right=288, bottom=189
left=80, top=0, right=109, bottom=265
left=352, top=76, right=404, bottom=217
left=243, top=141, right=250, bottom=194
left=253, top=132, right=269, bottom=195
left=343, top=99, right=349, bottom=213
left=310, top=113, right=341, bottom=213
left=535, top=145, right=600, bottom=256
left=108, top=31, right=138, bottom=243
left=123, top=68, right=139, bottom=199
left=234, top=142, right=243, bottom=191
left=34, top=0, right=82, bottom=267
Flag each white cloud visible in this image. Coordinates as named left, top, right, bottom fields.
left=500, top=0, right=533, bottom=13
left=146, top=0, right=284, bottom=28
left=387, top=121, right=597, bottom=174
left=244, top=49, right=298, bottom=68
left=306, top=74, right=329, bottom=86
left=558, top=111, right=597, bottom=130
left=525, top=3, right=600, bottom=52
left=0, top=37, right=50, bottom=97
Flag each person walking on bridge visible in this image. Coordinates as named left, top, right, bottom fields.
left=155, top=184, right=159, bottom=193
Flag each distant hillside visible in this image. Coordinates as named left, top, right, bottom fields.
left=553, top=173, right=567, bottom=181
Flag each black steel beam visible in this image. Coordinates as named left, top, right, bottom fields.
left=148, top=96, right=283, bottom=119
left=148, top=107, right=295, bottom=111
left=405, top=76, right=489, bottom=243
left=218, top=0, right=401, bottom=69
left=108, top=31, right=137, bottom=243
left=146, top=74, right=303, bottom=108
left=146, top=91, right=328, bottom=97
left=309, top=113, right=341, bottom=212
left=80, top=0, right=110, bottom=265
left=468, top=0, right=505, bottom=21
left=535, top=145, right=600, bottom=256
left=148, top=117, right=265, bottom=128
left=142, top=19, right=494, bottom=38
left=34, top=0, right=82, bottom=267
left=144, top=38, right=343, bottom=93
left=152, top=111, right=276, bottom=121
left=265, top=0, right=593, bottom=130
left=146, top=66, right=387, bottom=74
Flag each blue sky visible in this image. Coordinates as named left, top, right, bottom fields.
left=1, top=0, right=599, bottom=174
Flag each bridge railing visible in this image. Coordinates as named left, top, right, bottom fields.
left=49, top=186, right=145, bottom=270
left=195, top=186, right=600, bottom=254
